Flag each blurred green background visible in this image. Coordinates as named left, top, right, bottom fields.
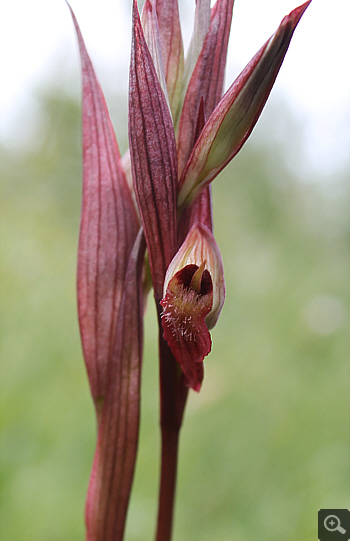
left=1, top=76, right=349, bottom=541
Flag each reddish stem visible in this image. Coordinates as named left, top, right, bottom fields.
left=155, top=306, right=188, bottom=541
left=156, top=428, right=179, bottom=541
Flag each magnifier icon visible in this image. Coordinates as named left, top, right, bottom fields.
left=324, top=515, right=346, bottom=534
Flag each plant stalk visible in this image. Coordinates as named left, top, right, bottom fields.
left=156, top=427, right=179, bottom=541
left=155, top=307, right=188, bottom=541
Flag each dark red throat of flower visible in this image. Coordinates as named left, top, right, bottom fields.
left=160, top=264, right=213, bottom=391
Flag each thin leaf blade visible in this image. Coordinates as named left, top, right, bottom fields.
left=179, top=1, right=311, bottom=210
left=70, top=6, right=139, bottom=402
left=177, top=0, right=235, bottom=176
left=85, top=232, right=146, bottom=541
left=129, top=0, right=178, bottom=300
left=155, top=0, right=184, bottom=117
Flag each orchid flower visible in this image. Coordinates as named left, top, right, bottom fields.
left=69, top=0, right=311, bottom=539
left=160, top=223, right=225, bottom=391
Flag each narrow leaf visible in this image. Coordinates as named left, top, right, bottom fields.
left=178, top=1, right=311, bottom=210
left=129, top=0, right=178, bottom=301
left=70, top=6, right=139, bottom=403
left=155, top=0, right=184, bottom=117
left=177, top=0, right=235, bottom=176
left=141, top=0, right=170, bottom=112
left=85, top=231, right=146, bottom=541
left=181, top=0, right=211, bottom=100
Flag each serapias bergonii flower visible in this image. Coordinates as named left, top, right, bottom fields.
left=161, top=224, right=225, bottom=391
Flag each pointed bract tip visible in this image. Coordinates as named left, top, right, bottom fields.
left=286, top=0, right=312, bottom=25
left=132, top=0, right=140, bottom=19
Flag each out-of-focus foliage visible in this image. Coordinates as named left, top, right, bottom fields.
left=0, top=85, right=349, bottom=541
